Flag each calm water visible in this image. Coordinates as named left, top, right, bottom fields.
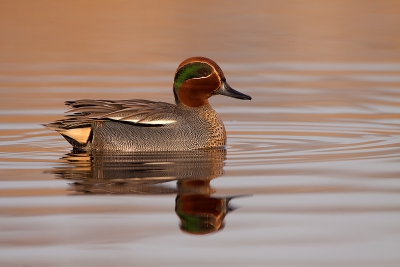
left=1, top=1, right=400, bottom=267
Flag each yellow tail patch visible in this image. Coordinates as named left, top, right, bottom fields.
left=60, top=127, right=91, bottom=144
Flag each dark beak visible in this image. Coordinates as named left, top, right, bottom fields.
left=215, top=81, right=252, bottom=100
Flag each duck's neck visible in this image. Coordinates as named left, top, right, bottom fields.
left=176, top=101, right=214, bottom=111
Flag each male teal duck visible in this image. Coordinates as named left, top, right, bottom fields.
left=45, top=57, right=251, bottom=151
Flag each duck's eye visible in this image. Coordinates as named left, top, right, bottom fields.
left=197, top=67, right=212, bottom=77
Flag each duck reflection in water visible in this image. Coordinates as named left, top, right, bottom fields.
left=51, top=148, right=241, bottom=235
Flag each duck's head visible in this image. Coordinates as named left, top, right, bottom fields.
left=173, top=57, right=251, bottom=107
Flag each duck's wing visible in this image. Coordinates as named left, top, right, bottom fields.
left=46, top=99, right=177, bottom=129
left=44, top=99, right=178, bottom=145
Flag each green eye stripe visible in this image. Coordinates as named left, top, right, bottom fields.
left=174, top=62, right=213, bottom=92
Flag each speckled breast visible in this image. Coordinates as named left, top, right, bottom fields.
left=88, top=104, right=226, bottom=152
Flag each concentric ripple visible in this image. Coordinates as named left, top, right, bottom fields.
left=226, top=120, right=400, bottom=165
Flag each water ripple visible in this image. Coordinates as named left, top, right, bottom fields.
left=226, top=120, right=400, bottom=166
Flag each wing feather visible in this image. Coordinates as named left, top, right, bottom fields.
left=45, top=99, right=178, bottom=131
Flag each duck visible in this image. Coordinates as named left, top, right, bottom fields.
left=45, top=57, right=251, bottom=151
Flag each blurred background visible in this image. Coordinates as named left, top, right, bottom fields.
left=1, top=0, right=399, bottom=64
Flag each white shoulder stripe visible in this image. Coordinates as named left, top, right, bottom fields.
left=108, top=116, right=176, bottom=125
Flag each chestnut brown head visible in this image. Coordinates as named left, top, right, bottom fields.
left=173, top=57, right=251, bottom=107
